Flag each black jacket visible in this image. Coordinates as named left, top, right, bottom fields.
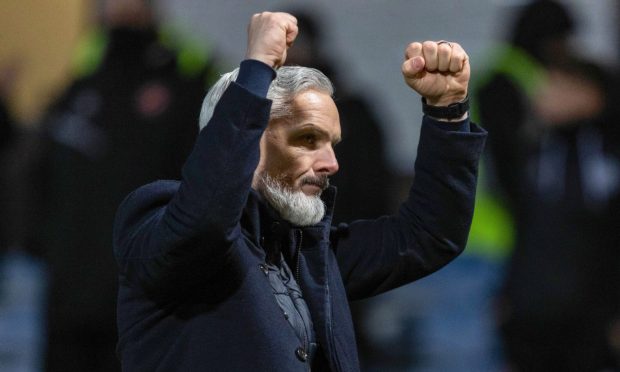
left=114, top=74, right=486, bottom=371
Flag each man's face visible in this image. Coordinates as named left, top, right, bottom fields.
left=253, top=89, right=341, bottom=195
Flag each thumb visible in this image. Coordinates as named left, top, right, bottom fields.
left=402, top=56, right=425, bottom=78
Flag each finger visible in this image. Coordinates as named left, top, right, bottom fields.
left=436, top=42, right=452, bottom=71
left=271, top=13, right=297, bottom=46
left=277, top=12, right=297, bottom=23
left=422, top=41, right=438, bottom=71
left=285, top=22, right=299, bottom=47
left=449, top=43, right=467, bottom=73
left=404, top=42, right=423, bottom=61
left=401, top=56, right=425, bottom=78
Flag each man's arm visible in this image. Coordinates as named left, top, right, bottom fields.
left=113, top=13, right=297, bottom=295
left=331, top=40, right=487, bottom=300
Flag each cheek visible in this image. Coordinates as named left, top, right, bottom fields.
left=262, top=142, right=295, bottom=173
left=265, top=148, right=312, bottom=181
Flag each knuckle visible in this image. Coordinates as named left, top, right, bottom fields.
left=437, top=44, right=451, bottom=55
left=422, top=40, right=436, bottom=50
left=455, top=52, right=468, bottom=63
left=405, top=42, right=421, bottom=56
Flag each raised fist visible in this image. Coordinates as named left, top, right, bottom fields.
left=401, top=41, right=470, bottom=106
left=245, top=12, right=298, bottom=68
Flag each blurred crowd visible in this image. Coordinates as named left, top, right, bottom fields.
left=1, top=0, right=620, bottom=371
left=2, top=1, right=219, bottom=370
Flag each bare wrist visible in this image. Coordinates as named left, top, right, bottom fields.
left=425, top=94, right=467, bottom=107
left=430, top=112, right=469, bottom=122
left=245, top=54, right=275, bottom=68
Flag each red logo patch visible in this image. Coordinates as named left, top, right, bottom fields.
left=135, top=82, right=171, bottom=117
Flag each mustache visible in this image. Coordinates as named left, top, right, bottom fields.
left=300, top=175, right=330, bottom=190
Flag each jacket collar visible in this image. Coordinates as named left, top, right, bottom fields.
left=241, top=186, right=338, bottom=248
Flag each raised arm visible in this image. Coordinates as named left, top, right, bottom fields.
left=113, top=12, right=298, bottom=295
left=332, top=40, right=486, bottom=300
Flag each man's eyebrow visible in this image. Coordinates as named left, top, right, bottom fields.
left=297, top=124, right=341, bottom=144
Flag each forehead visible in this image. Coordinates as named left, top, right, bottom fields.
left=286, top=89, right=341, bottom=138
left=293, top=89, right=333, bottom=107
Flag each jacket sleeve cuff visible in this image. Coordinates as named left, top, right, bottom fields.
left=423, top=115, right=471, bottom=132
left=235, top=60, right=277, bottom=98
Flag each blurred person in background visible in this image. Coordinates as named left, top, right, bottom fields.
left=0, top=60, right=48, bottom=372
left=476, top=0, right=620, bottom=370
left=31, top=0, right=220, bottom=370
left=0, top=62, right=18, bottom=253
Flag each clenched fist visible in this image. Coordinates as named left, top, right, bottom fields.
left=246, top=12, right=298, bottom=68
left=402, top=41, right=469, bottom=106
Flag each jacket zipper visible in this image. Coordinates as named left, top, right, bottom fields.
left=295, top=229, right=312, bottom=372
left=295, top=230, right=303, bottom=284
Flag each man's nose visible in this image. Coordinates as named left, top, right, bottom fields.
left=315, top=146, right=339, bottom=176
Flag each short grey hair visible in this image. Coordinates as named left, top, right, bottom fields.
left=198, top=66, right=334, bottom=130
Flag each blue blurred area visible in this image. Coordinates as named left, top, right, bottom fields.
left=354, top=255, right=505, bottom=372
left=0, top=251, right=47, bottom=372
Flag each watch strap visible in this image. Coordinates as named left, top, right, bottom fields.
left=422, top=95, right=470, bottom=120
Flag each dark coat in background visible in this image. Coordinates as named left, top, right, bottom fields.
left=475, top=2, right=620, bottom=369
left=34, top=28, right=217, bottom=371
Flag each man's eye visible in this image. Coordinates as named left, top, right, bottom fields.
left=303, top=134, right=316, bottom=145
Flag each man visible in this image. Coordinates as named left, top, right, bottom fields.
left=114, top=12, right=486, bottom=372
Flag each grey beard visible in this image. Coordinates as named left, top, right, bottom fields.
left=256, top=174, right=326, bottom=226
